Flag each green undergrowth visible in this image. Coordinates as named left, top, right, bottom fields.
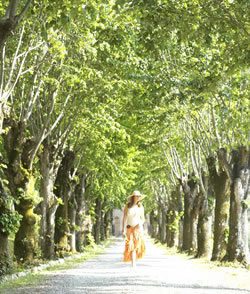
left=0, top=237, right=115, bottom=291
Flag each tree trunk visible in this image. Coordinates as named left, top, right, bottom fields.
left=180, top=176, right=199, bottom=252
left=0, top=215, right=11, bottom=275
left=14, top=198, right=37, bottom=263
left=182, top=190, right=192, bottom=250
left=190, top=193, right=200, bottom=253
left=94, top=197, right=102, bottom=244
left=207, top=155, right=230, bottom=261
left=43, top=204, right=59, bottom=259
left=104, top=209, right=112, bottom=239
left=196, top=197, right=212, bottom=258
left=157, top=204, right=161, bottom=241
left=100, top=200, right=105, bottom=242
left=160, top=205, right=166, bottom=244
left=3, top=118, right=39, bottom=263
left=0, top=18, right=17, bottom=50
left=189, top=207, right=198, bottom=252
left=165, top=210, right=171, bottom=246
left=54, top=151, right=76, bottom=257
left=176, top=184, right=184, bottom=249
left=39, top=143, right=60, bottom=259
left=178, top=217, right=184, bottom=249
left=54, top=197, right=69, bottom=256
left=223, top=147, right=250, bottom=264
left=0, top=230, right=10, bottom=273
left=83, top=215, right=93, bottom=247
left=171, top=185, right=183, bottom=248
left=167, top=210, right=179, bottom=248
left=68, top=197, right=77, bottom=253
left=0, top=178, right=12, bottom=274
left=75, top=174, right=88, bottom=252
left=149, top=211, right=157, bottom=238
left=81, top=191, right=93, bottom=247
left=194, top=171, right=213, bottom=258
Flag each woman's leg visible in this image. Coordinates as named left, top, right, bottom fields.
left=132, top=250, right=136, bottom=268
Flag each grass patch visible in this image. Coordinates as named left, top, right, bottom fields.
left=0, top=237, right=114, bottom=291
left=0, top=273, right=46, bottom=290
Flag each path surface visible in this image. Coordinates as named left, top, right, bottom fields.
left=2, top=237, right=250, bottom=294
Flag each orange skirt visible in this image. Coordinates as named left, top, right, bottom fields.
left=123, top=225, right=146, bottom=262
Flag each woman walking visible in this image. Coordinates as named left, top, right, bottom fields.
left=122, top=191, right=146, bottom=268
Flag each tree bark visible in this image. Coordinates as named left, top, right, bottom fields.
left=93, top=197, right=102, bottom=244
left=181, top=182, right=192, bottom=251
left=160, top=205, right=166, bottom=244
left=167, top=210, right=179, bottom=248
left=14, top=198, right=36, bottom=263
left=80, top=190, right=93, bottom=247
left=207, top=154, right=230, bottom=261
left=0, top=17, right=17, bottom=50
left=180, top=176, right=199, bottom=252
left=195, top=172, right=213, bottom=258
left=104, top=209, right=112, bottom=239
left=157, top=204, right=161, bottom=241
left=222, top=147, right=250, bottom=264
left=68, top=196, right=77, bottom=253
left=178, top=217, right=184, bottom=249
left=0, top=178, right=12, bottom=274
left=100, top=200, right=105, bottom=242
left=39, top=142, right=61, bottom=259
left=189, top=194, right=200, bottom=252
left=175, top=185, right=183, bottom=248
left=162, top=186, right=181, bottom=248
left=3, top=118, right=38, bottom=263
left=54, top=150, right=76, bottom=257
left=149, top=211, right=157, bottom=238
left=196, top=196, right=212, bottom=258
left=0, top=230, right=10, bottom=275
left=75, top=174, right=88, bottom=252
left=176, top=184, right=184, bottom=249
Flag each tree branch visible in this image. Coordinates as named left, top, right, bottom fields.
left=44, top=92, right=71, bottom=140
left=210, top=102, right=221, bottom=148
left=16, top=0, right=32, bottom=23
left=4, top=24, right=25, bottom=95
left=5, top=0, right=19, bottom=19
left=217, top=148, right=233, bottom=184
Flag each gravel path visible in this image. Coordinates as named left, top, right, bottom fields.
left=2, top=237, right=250, bottom=294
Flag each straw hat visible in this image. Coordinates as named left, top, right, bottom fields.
left=127, top=190, right=146, bottom=201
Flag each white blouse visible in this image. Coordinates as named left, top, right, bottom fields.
left=127, top=205, right=144, bottom=227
